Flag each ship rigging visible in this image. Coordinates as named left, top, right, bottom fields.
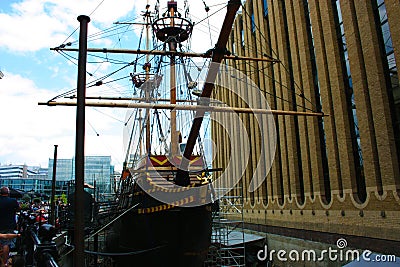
left=39, top=0, right=326, bottom=266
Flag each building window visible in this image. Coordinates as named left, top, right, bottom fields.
left=241, top=29, right=245, bottom=47
left=263, top=0, right=268, bottom=17
left=251, top=13, right=256, bottom=33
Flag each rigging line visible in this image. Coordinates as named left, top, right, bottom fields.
left=240, top=3, right=318, bottom=111
left=114, top=16, right=142, bottom=25
left=87, top=53, right=131, bottom=64
left=206, top=12, right=214, bottom=46
left=85, top=24, right=130, bottom=40
left=89, top=0, right=105, bottom=16
left=240, top=3, right=281, bottom=65
left=50, top=37, right=161, bottom=101
left=125, top=110, right=140, bottom=164
left=49, top=60, right=130, bottom=101
left=84, top=31, right=136, bottom=44
left=85, top=203, right=140, bottom=241
left=87, top=60, right=128, bottom=65
left=191, top=23, right=220, bottom=38
left=60, top=27, right=78, bottom=47
left=86, top=120, right=124, bottom=169
left=87, top=75, right=131, bottom=88
left=92, top=108, right=125, bottom=123
left=239, top=55, right=317, bottom=111
left=155, top=110, right=169, bottom=154
left=203, top=113, right=211, bottom=141
left=228, top=73, right=316, bottom=113
left=208, top=2, right=228, bottom=8
left=134, top=22, right=145, bottom=73
left=217, top=59, right=309, bottom=111
left=124, top=104, right=137, bottom=127
left=193, top=3, right=227, bottom=27
left=125, top=114, right=143, bottom=167
left=186, top=56, right=206, bottom=76
left=132, top=110, right=150, bottom=163
left=197, top=132, right=207, bottom=167
left=181, top=50, right=210, bottom=83
left=221, top=59, right=314, bottom=112
left=236, top=8, right=317, bottom=111
left=59, top=51, right=131, bottom=88
left=58, top=0, right=106, bottom=46
left=150, top=110, right=157, bottom=154
left=56, top=50, right=78, bottom=67
left=67, top=24, right=131, bottom=46
left=87, top=120, right=100, bottom=136
left=229, top=58, right=274, bottom=75
left=114, top=24, right=133, bottom=52
left=190, top=14, right=220, bottom=34
left=57, top=51, right=91, bottom=76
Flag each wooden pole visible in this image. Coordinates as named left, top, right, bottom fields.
left=74, top=15, right=90, bottom=267
left=70, top=96, right=197, bottom=103
left=39, top=100, right=327, bottom=117
left=50, top=47, right=279, bottom=63
left=50, top=144, right=58, bottom=226
left=145, top=3, right=151, bottom=155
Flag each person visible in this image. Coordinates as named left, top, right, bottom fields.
left=0, top=233, right=22, bottom=267
left=67, top=187, right=94, bottom=225
left=0, top=234, right=20, bottom=240
left=0, top=187, right=20, bottom=267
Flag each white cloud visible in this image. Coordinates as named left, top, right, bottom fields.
left=0, top=0, right=229, bottom=170
left=0, top=0, right=137, bottom=52
left=0, top=0, right=227, bottom=52
left=0, top=72, right=125, bottom=168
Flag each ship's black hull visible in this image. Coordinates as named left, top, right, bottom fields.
left=107, top=204, right=212, bottom=267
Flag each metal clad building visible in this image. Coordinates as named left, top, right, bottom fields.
left=48, top=156, right=115, bottom=198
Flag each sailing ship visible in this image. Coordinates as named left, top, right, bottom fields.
left=39, top=0, right=331, bottom=265
left=107, top=2, right=226, bottom=266
left=42, top=0, right=242, bottom=266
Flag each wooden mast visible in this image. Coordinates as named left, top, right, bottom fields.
left=169, top=2, right=178, bottom=156
left=74, top=15, right=90, bottom=267
left=50, top=47, right=279, bottom=63
left=145, top=2, right=151, bottom=155
left=39, top=100, right=327, bottom=117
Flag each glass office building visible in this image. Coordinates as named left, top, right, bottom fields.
left=0, top=165, right=68, bottom=197
left=48, top=156, right=115, bottom=199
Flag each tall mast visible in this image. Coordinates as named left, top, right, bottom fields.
left=153, top=0, right=194, bottom=156
left=169, top=2, right=178, bottom=156
left=145, top=2, right=151, bottom=155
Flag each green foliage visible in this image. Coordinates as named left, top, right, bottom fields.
left=61, top=193, right=67, bottom=203
left=22, top=194, right=31, bottom=203
left=20, top=203, right=30, bottom=211
left=33, top=197, right=41, bottom=204
left=55, top=193, right=67, bottom=204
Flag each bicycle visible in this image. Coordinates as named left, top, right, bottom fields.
left=12, top=211, right=60, bottom=267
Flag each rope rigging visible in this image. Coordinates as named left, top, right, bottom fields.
left=239, top=2, right=319, bottom=113
left=44, top=1, right=327, bottom=172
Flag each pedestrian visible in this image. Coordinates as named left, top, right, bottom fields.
left=0, top=187, right=20, bottom=267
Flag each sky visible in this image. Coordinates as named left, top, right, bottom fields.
left=0, top=0, right=227, bottom=171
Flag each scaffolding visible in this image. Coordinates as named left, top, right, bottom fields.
left=205, top=186, right=245, bottom=266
